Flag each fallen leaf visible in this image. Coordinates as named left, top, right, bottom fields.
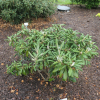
left=26, top=96, right=29, bottom=99
left=11, top=89, right=15, bottom=93
left=65, top=93, right=67, bottom=95
left=9, top=86, right=13, bottom=88
left=29, top=77, right=33, bottom=80
left=12, top=87, right=15, bottom=90
left=5, top=81, right=7, bottom=84
left=21, top=80, right=24, bottom=83
left=40, top=81, right=43, bottom=85
left=45, top=84, right=47, bottom=87
left=38, top=78, right=40, bottom=81
left=86, top=82, right=88, bottom=84
left=56, top=84, right=59, bottom=88
left=16, top=92, right=18, bottom=95
left=59, top=87, right=63, bottom=89
left=97, top=66, right=99, bottom=68
left=36, top=89, right=40, bottom=92
left=50, top=83, right=52, bottom=86
left=16, top=89, right=18, bottom=91
left=1, top=63, right=4, bottom=65
left=35, top=97, right=39, bottom=99
left=85, top=77, right=88, bottom=80
left=73, top=98, right=76, bottom=100
left=59, top=94, right=63, bottom=98
left=46, top=82, right=48, bottom=85
left=53, top=88, right=56, bottom=92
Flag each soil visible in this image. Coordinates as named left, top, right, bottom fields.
left=0, top=5, right=100, bottom=100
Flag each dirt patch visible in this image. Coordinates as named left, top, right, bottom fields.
left=0, top=5, right=100, bottom=100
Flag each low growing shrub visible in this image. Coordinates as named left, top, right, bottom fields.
left=0, top=0, right=56, bottom=24
left=7, top=24, right=98, bottom=82
left=71, top=0, right=100, bottom=9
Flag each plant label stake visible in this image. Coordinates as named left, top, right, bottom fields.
left=24, top=22, right=28, bottom=29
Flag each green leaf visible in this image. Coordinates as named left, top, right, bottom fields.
left=68, top=77, right=76, bottom=82
left=21, top=24, right=25, bottom=30
left=68, top=67, right=73, bottom=77
left=73, top=71, right=78, bottom=78
left=56, top=38, right=58, bottom=48
left=59, top=70, right=64, bottom=78
left=53, top=67, right=59, bottom=73
left=22, top=69, right=26, bottom=75
left=26, top=51, right=29, bottom=57
left=18, top=69, right=22, bottom=76
left=51, top=61, right=58, bottom=66
left=49, top=78, right=55, bottom=82
left=60, top=41, right=64, bottom=50
left=40, top=65, right=43, bottom=70
left=63, top=69, right=67, bottom=81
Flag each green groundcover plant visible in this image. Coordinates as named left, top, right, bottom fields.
left=0, top=0, right=56, bottom=24
left=7, top=24, right=98, bottom=82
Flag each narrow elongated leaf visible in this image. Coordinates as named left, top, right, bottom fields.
left=53, top=67, right=59, bottom=73
left=68, top=67, right=73, bottom=77
left=63, top=69, right=67, bottom=81
left=56, top=38, right=58, bottom=48
left=73, top=71, right=78, bottom=78
left=59, top=69, right=64, bottom=78
left=60, top=41, right=64, bottom=50
left=39, top=65, right=43, bottom=70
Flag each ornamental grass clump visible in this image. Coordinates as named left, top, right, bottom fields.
left=7, top=24, right=98, bottom=82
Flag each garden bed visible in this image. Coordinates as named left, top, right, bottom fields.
left=0, top=5, right=100, bottom=100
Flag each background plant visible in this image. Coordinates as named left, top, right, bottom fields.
left=71, top=0, right=100, bottom=9
left=96, top=13, right=100, bottom=17
left=0, top=0, right=56, bottom=24
left=7, top=24, right=98, bottom=82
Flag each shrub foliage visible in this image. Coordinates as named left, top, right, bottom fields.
left=0, top=0, right=56, bottom=24
left=7, top=24, right=98, bottom=82
left=71, top=0, right=100, bottom=9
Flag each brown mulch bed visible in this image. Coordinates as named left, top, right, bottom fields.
left=0, top=5, right=100, bottom=100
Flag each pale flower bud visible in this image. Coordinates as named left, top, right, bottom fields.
left=71, top=62, right=75, bottom=66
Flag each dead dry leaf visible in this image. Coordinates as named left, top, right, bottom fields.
left=11, top=89, right=15, bottom=93
left=21, top=80, right=24, bottom=83
left=16, top=92, right=18, bottom=95
left=1, top=63, right=4, bottom=65
left=46, top=82, right=48, bottom=85
left=36, top=89, right=40, bottom=92
left=26, top=96, right=29, bottom=99
left=59, top=87, right=63, bottom=89
left=35, top=97, right=39, bottom=99
left=38, top=78, right=40, bottom=81
left=29, top=77, right=33, bottom=80
left=40, top=81, right=43, bottom=85
left=56, top=84, right=59, bottom=88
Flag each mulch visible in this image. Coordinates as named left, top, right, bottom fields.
left=0, top=5, right=100, bottom=100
